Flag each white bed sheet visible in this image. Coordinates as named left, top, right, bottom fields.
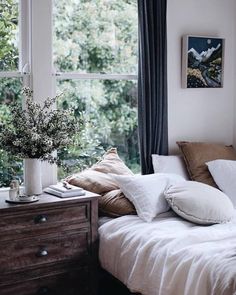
left=98, top=216, right=114, bottom=227
left=99, top=211, right=236, bottom=295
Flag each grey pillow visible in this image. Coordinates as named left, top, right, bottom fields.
left=164, top=181, right=234, bottom=225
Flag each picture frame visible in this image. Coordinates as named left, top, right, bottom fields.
left=182, top=35, right=225, bottom=88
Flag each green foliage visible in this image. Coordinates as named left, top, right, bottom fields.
left=0, top=1, right=20, bottom=186
left=0, top=150, right=23, bottom=186
left=57, top=125, right=105, bottom=180
left=57, top=78, right=139, bottom=178
left=0, top=78, right=22, bottom=187
left=53, top=0, right=138, bottom=74
left=0, top=0, right=18, bottom=71
left=54, top=0, right=140, bottom=177
left=0, top=77, right=22, bottom=104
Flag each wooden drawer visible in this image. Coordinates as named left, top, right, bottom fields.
left=0, top=203, right=90, bottom=242
left=0, top=269, right=90, bottom=295
left=0, top=193, right=98, bottom=294
left=0, top=230, right=90, bottom=279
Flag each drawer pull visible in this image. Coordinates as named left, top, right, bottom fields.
left=34, top=215, right=47, bottom=224
left=37, top=249, right=48, bottom=257
left=37, top=286, right=51, bottom=294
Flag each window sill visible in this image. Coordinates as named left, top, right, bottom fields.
left=0, top=186, right=24, bottom=194
left=0, top=187, right=10, bottom=192
left=0, top=187, right=9, bottom=198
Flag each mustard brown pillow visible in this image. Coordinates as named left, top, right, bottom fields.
left=99, top=189, right=136, bottom=217
left=177, top=141, right=236, bottom=187
left=66, top=148, right=136, bottom=216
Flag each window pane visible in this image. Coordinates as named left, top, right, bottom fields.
left=0, top=78, right=23, bottom=187
left=53, top=0, right=138, bottom=74
left=57, top=79, right=140, bottom=179
left=0, top=0, right=19, bottom=71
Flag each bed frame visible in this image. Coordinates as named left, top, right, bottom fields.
left=98, top=267, right=139, bottom=295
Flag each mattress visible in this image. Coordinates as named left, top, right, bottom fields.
left=99, top=210, right=236, bottom=295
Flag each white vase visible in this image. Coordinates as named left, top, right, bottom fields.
left=24, top=158, right=42, bottom=196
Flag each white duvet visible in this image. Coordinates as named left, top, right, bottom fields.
left=99, top=211, right=236, bottom=295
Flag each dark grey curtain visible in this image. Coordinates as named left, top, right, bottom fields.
left=138, top=0, right=168, bottom=174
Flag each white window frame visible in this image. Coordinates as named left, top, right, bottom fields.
left=53, top=0, right=138, bottom=180
left=31, top=0, right=57, bottom=187
left=55, top=73, right=137, bottom=81
left=0, top=0, right=57, bottom=189
left=53, top=1, right=138, bottom=81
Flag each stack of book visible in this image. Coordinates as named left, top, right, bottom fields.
left=44, top=182, right=85, bottom=198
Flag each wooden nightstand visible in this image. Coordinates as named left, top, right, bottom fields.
left=0, top=191, right=99, bottom=295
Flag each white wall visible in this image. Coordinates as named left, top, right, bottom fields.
left=167, top=0, right=236, bottom=153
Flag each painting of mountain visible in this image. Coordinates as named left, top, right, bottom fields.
left=182, top=36, right=224, bottom=88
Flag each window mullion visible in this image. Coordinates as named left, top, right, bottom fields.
left=19, top=0, right=31, bottom=87
left=55, top=72, right=138, bottom=81
left=0, top=72, right=23, bottom=78
left=31, top=0, right=57, bottom=187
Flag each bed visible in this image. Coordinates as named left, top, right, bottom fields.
left=99, top=211, right=236, bottom=295
left=66, top=145, right=236, bottom=294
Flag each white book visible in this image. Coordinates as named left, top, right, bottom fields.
left=44, top=187, right=85, bottom=198
left=49, top=182, right=83, bottom=194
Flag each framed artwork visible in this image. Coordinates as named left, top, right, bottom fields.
left=182, top=35, right=225, bottom=88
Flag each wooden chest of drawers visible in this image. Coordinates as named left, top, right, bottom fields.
left=0, top=192, right=98, bottom=295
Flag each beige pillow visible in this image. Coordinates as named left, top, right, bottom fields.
left=92, top=147, right=134, bottom=175
left=67, top=170, right=119, bottom=194
left=67, top=148, right=136, bottom=216
left=177, top=142, right=236, bottom=187
left=99, top=189, right=136, bottom=217
left=165, top=181, right=234, bottom=225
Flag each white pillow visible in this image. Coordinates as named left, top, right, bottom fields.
left=110, top=173, right=185, bottom=222
left=165, top=181, right=234, bottom=225
left=152, top=154, right=189, bottom=179
left=206, top=159, right=236, bottom=207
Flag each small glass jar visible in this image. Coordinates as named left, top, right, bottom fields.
left=9, top=180, right=20, bottom=200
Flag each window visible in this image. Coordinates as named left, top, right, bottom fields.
left=0, top=0, right=138, bottom=188
left=53, top=0, right=139, bottom=178
left=0, top=0, right=22, bottom=187
left=0, top=0, right=30, bottom=187
left=0, top=0, right=19, bottom=72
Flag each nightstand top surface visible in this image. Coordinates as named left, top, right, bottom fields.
left=0, top=190, right=99, bottom=213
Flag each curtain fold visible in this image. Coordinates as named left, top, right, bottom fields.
left=138, top=0, right=168, bottom=174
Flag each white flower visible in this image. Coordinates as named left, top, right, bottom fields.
left=47, top=140, right=53, bottom=147
left=13, top=140, right=20, bottom=146
left=0, top=88, right=83, bottom=162
left=44, top=100, right=51, bottom=108
left=32, top=133, right=40, bottom=141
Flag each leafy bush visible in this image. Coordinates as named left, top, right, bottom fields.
left=54, top=0, right=140, bottom=177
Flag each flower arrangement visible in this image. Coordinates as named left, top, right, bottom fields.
left=0, top=87, right=83, bottom=164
